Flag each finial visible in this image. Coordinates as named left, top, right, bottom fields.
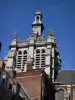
left=48, top=29, right=54, bottom=36
left=37, top=0, right=41, bottom=11
left=13, top=31, right=17, bottom=40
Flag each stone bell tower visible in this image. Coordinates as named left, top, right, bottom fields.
left=4, top=11, right=61, bottom=82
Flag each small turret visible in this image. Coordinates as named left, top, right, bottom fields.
left=48, top=29, right=54, bottom=36
left=32, top=11, right=44, bottom=35
left=9, top=32, right=17, bottom=50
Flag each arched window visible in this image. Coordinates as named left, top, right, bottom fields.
left=36, top=49, right=40, bottom=54
left=73, top=89, right=75, bottom=100
left=17, top=51, right=22, bottom=69
left=36, top=16, right=39, bottom=22
left=35, top=49, right=45, bottom=68
left=42, top=49, right=45, bottom=53
left=23, top=50, right=27, bottom=66
left=18, top=51, right=22, bottom=55
left=41, top=49, right=45, bottom=67
left=23, top=50, right=27, bottom=54
left=36, top=49, right=40, bottom=68
left=16, top=50, right=28, bottom=71
left=56, top=89, right=65, bottom=100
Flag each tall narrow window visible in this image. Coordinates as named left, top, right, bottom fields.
left=16, top=50, right=28, bottom=72
left=36, top=16, right=39, bottom=22
left=41, top=49, right=45, bottom=67
left=17, top=51, right=22, bottom=69
left=35, top=49, right=45, bottom=68
left=23, top=50, right=27, bottom=67
left=36, top=49, right=40, bottom=68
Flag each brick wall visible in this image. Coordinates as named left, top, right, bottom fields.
left=16, top=70, right=56, bottom=100
left=17, top=72, right=42, bottom=100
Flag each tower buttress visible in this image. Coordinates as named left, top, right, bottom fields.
left=45, top=29, right=61, bottom=82
left=4, top=32, right=17, bottom=71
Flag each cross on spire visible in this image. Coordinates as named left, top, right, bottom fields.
left=13, top=31, right=17, bottom=40
left=37, top=0, right=41, bottom=11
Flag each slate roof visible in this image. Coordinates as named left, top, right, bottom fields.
left=55, top=70, right=75, bottom=83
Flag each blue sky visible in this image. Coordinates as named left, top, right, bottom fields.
left=0, top=0, right=75, bottom=69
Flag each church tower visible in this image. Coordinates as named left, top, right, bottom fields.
left=4, top=11, right=61, bottom=82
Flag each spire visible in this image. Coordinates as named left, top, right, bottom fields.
left=10, top=32, right=17, bottom=47
left=13, top=32, right=17, bottom=40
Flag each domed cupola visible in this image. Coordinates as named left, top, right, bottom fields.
left=32, top=11, right=44, bottom=36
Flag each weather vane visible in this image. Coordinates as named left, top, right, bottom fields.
left=37, top=0, right=41, bottom=11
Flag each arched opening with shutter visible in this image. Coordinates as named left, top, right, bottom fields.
left=23, top=50, right=27, bottom=54
left=35, top=49, right=45, bottom=68
left=35, top=49, right=40, bottom=68
left=41, top=49, right=45, bottom=67
left=17, top=51, right=22, bottom=69
left=16, top=50, right=28, bottom=71
left=23, top=50, right=28, bottom=66
left=18, top=51, right=22, bottom=55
